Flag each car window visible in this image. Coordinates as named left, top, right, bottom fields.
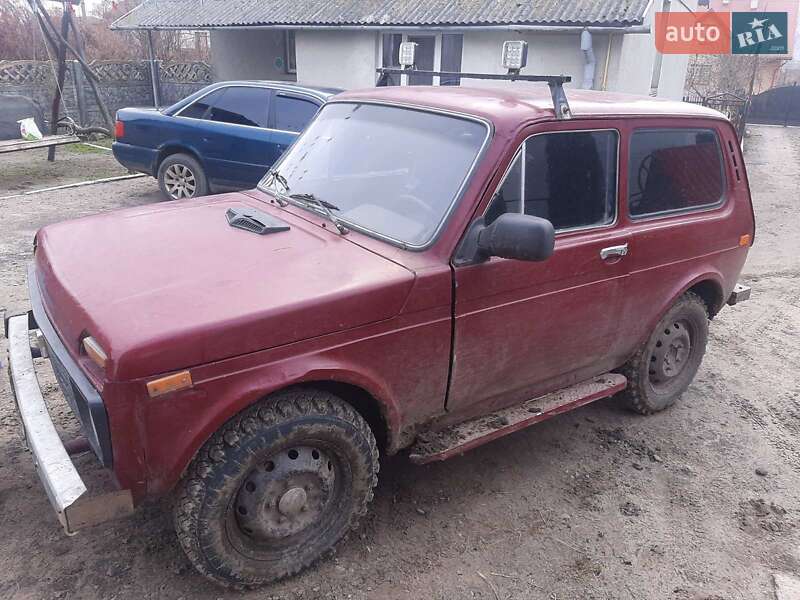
left=259, top=102, right=489, bottom=247
left=178, top=89, right=225, bottom=120
left=628, top=128, right=724, bottom=218
left=485, top=130, right=618, bottom=231
left=273, top=95, right=318, bottom=133
left=207, top=87, right=269, bottom=128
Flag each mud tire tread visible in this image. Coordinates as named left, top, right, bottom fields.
left=173, top=388, right=379, bottom=589
left=619, top=291, right=709, bottom=415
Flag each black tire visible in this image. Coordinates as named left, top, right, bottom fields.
left=173, top=388, right=379, bottom=589
left=157, top=153, right=208, bottom=200
left=619, top=291, right=709, bottom=415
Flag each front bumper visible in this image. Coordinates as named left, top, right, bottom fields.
left=5, top=298, right=133, bottom=534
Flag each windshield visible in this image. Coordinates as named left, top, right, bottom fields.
left=258, top=102, right=489, bottom=247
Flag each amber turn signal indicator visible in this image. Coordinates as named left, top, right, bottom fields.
left=739, top=234, right=752, bottom=247
left=82, top=336, right=108, bottom=369
left=147, top=371, right=193, bottom=398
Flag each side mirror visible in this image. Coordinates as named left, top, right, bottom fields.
left=476, top=213, right=555, bottom=262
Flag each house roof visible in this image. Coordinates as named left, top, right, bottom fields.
left=111, top=0, right=652, bottom=30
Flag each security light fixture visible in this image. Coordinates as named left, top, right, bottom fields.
left=398, top=41, right=417, bottom=68
left=502, top=41, right=529, bottom=74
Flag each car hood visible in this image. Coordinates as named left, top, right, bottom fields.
left=34, top=193, right=415, bottom=380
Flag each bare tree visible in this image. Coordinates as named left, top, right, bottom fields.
left=0, top=0, right=48, bottom=60
left=0, top=0, right=209, bottom=63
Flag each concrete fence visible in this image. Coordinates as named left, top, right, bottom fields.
left=0, top=60, right=211, bottom=129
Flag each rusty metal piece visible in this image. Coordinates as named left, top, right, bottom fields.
left=409, top=373, right=627, bottom=464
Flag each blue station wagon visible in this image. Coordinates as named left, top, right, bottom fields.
left=112, top=81, right=341, bottom=200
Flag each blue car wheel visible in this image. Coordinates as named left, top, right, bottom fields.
left=158, top=153, right=209, bottom=201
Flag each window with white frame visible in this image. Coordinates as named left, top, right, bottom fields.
left=380, top=32, right=463, bottom=86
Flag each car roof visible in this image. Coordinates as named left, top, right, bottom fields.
left=332, top=85, right=727, bottom=129
left=211, top=80, right=343, bottom=99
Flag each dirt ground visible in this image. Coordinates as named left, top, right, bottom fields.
left=0, top=141, right=129, bottom=198
left=0, top=125, right=799, bottom=600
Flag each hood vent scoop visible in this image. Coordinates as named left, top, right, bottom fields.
left=226, top=208, right=290, bottom=235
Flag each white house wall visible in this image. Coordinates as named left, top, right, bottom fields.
left=609, top=30, right=656, bottom=95
left=460, top=30, right=610, bottom=90
left=608, top=1, right=694, bottom=100
left=210, top=29, right=296, bottom=82
left=207, top=22, right=688, bottom=99
left=295, top=30, right=379, bottom=89
left=656, top=0, right=694, bottom=100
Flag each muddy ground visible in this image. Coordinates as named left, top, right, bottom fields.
left=0, top=126, right=799, bottom=600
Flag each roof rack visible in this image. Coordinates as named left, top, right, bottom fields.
left=375, top=69, right=573, bottom=120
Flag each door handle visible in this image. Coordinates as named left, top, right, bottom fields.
left=600, top=243, right=629, bottom=260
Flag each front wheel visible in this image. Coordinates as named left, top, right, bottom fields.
left=157, top=153, right=208, bottom=200
left=619, top=291, right=709, bottom=415
left=173, top=389, right=379, bottom=589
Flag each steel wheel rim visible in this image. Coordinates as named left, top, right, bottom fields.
left=648, top=318, right=694, bottom=389
left=227, top=444, right=340, bottom=557
left=164, top=164, right=197, bottom=199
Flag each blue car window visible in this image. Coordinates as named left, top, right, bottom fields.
left=207, top=86, right=269, bottom=128
left=273, top=95, right=318, bottom=133
left=179, top=88, right=225, bottom=120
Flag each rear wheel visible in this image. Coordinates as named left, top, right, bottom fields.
left=157, top=153, right=208, bottom=200
left=619, top=292, right=709, bottom=414
left=173, top=389, right=379, bottom=588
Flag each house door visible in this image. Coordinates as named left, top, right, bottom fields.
left=407, top=36, right=435, bottom=85
left=448, top=126, right=631, bottom=415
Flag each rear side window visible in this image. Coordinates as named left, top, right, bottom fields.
left=179, top=89, right=225, bottom=119
left=485, top=130, right=618, bottom=231
left=207, top=87, right=269, bottom=128
left=628, top=128, right=724, bottom=218
left=273, top=95, right=318, bottom=133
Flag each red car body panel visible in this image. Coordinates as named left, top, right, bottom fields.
left=30, top=86, right=754, bottom=502
left=34, top=194, right=416, bottom=380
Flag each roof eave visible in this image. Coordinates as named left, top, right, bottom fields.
left=110, top=22, right=649, bottom=33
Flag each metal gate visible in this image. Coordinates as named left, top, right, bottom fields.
left=748, top=84, right=800, bottom=126
left=683, top=92, right=749, bottom=139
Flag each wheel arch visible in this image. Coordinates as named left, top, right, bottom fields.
left=294, top=380, right=391, bottom=454
left=151, top=368, right=403, bottom=499
left=155, top=143, right=205, bottom=175
left=685, top=278, right=725, bottom=318
left=628, top=271, right=725, bottom=358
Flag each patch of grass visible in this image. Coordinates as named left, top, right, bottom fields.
left=64, top=138, right=113, bottom=154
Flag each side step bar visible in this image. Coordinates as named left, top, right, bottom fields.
left=409, top=374, right=627, bottom=464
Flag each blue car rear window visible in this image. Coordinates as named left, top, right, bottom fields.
left=207, top=87, right=269, bottom=129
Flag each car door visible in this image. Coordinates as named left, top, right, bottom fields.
left=267, top=91, right=321, bottom=164
left=617, top=122, right=734, bottom=354
left=197, top=85, right=275, bottom=190
left=448, top=124, right=632, bottom=416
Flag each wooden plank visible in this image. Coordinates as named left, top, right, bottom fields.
left=0, top=134, right=80, bottom=154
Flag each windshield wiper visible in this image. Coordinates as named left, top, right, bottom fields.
left=263, top=169, right=290, bottom=206
left=289, top=192, right=349, bottom=235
